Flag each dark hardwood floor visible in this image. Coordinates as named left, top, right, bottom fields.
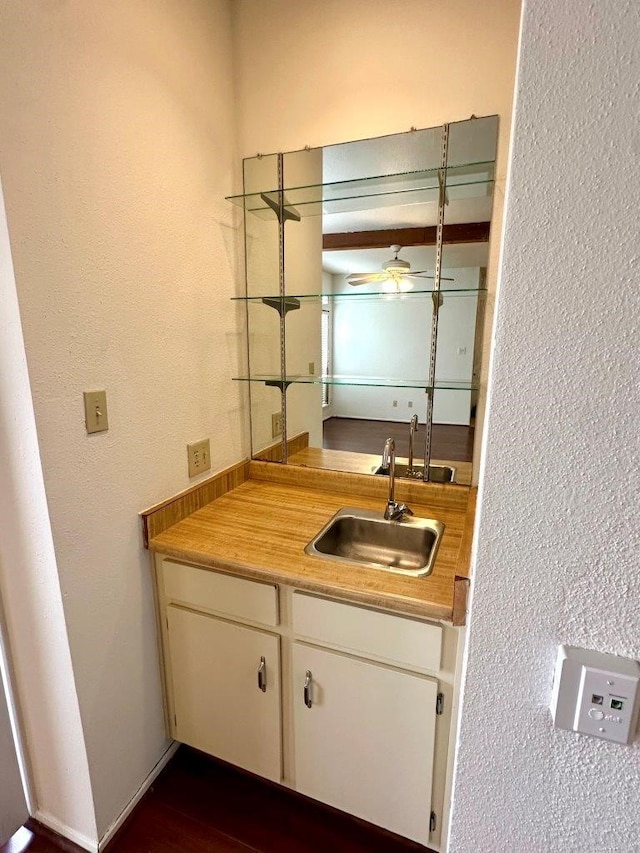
left=5, top=747, right=434, bottom=853
left=323, top=417, right=474, bottom=462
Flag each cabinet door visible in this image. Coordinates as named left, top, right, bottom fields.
left=293, top=642, right=437, bottom=845
left=167, top=605, right=281, bottom=782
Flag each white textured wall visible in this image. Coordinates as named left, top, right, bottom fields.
left=0, top=0, right=244, bottom=840
left=449, top=2, right=640, bottom=850
left=0, top=179, right=96, bottom=847
left=232, top=0, right=519, bottom=158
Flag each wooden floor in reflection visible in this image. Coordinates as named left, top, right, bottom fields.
left=323, top=417, right=474, bottom=462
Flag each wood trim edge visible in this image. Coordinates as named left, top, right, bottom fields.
left=456, top=487, right=477, bottom=578
left=452, top=576, right=470, bottom=627
left=140, top=460, right=250, bottom=547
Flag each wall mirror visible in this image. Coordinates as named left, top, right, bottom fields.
left=228, top=115, right=498, bottom=486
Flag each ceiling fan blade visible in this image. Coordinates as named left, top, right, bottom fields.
left=346, top=272, right=386, bottom=286
left=410, top=273, right=456, bottom=281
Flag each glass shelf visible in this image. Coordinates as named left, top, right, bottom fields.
left=232, top=288, right=487, bottom=303
left=232, top=374, right=478, bottom=392
left=227, top=160, right=495, bottom=220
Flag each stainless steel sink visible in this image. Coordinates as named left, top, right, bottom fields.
left=305, top=507, right=444, bottom=577
left=373, top=463, right=457, bottom=483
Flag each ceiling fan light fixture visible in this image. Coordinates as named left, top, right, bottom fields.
left=382, top=275, right=413, bottom=294
left=382, top=257, right=411, bottom=274
left=346, top=244, right=434, bottom=289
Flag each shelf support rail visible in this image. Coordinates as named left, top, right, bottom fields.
left=423, top=124, right=449, bottom=481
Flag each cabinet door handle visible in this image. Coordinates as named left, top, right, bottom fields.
left=304, top=670, right=313, bottom=708
left=258, top=656, right=266, bottom=692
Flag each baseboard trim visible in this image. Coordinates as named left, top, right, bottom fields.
left=32, top=812, right=97, bottom=852
left=98, top=741, right=179, bottom=851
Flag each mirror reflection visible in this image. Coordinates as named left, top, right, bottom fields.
left=231, top=116, right=498, bottom=485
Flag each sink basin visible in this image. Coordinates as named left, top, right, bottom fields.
left=373, top=463, right=457, bottom=483
left=305, top=507, right=444, bottom=577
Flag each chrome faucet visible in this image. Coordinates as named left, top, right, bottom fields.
left=407, top=414, right=419, bottom=476
left=382, top=437, right=413, bottom=521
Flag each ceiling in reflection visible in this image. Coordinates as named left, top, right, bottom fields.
left=322, top=241, right=489, bottom=276
left=320, top=122, right=494, bottom=275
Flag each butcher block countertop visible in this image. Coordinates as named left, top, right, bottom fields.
left=144, top=461, right=476, bottom=623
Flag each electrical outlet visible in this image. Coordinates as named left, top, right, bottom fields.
left=392, top=400, right=398, bottom=408
left=308, top=361, right=315, bottom=375
left=187, top=439, right=211, bottom=478
left=408, top=401, right=413, bottom=408
left=272, top=412, right=283, bottom=438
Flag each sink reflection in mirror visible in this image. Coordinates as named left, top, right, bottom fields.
left=233, top=116, right=498, bottom=487
left=373, top=464, right=456, bottom=484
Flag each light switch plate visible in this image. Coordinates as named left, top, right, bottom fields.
left=83, top=390, right=108, bottom=434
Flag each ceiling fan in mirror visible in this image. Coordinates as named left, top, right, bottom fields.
left=345, top=245, right=453, bottom=293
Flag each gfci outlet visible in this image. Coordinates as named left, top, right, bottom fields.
left=272, top=411, right=283, bottom=438
left=187, top=439, right=211, bottom=478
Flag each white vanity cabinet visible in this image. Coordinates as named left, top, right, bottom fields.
left=290, top=591, right=442, bottom=845
left=154, top=556, right=461, bottom=849
left=158, top=559, right=282, bottom=782
left=166, top=606, right=282, bottom=782
left=292, top=643, right=438, bottom=843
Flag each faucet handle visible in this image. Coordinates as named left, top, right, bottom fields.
left=384, top=500, right=413, bottom=521
left=393, top=502, right=413, bottom=520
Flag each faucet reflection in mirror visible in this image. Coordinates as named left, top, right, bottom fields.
left=227, top=115, right=498, bottom=487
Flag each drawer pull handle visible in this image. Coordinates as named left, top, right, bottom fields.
left=304, top=670, right=313, bottom=708
left=258, top=656, right=266, bottom=692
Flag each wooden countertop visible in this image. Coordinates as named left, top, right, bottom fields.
left=148, top=471, right=475, bottom=623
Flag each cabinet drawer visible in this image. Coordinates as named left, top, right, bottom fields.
left=292, top=592, right=441, bottom=672
left=162, top=560, right=278, bottom=626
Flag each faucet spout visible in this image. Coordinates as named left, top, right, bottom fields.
left=382, top=437, right=413, bottom=521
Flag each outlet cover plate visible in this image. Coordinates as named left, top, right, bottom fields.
left=187, top=439, right=211, bottom=478
left=272, top=412, right=283, bottom=438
